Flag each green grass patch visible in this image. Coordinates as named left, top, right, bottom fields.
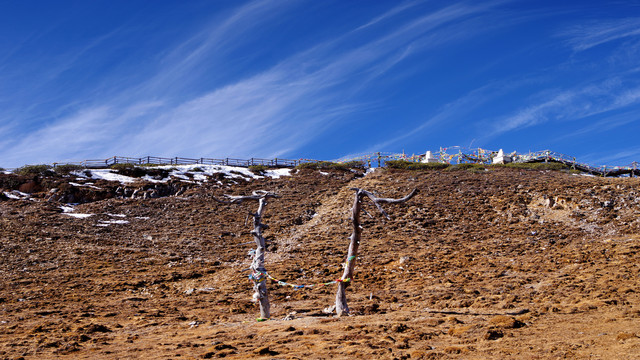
left=248, top=165, right=270, bottom=174
left=110, top=163, right=136, bottom=171
left=53, top=164, right=85, bottom=175
left=296, top=160, right=365, bottom=171
left=445, top=163, right=486, bottom=171
left=385, top=160, right=449, bottom=170
left=14, top=164, right=53, bottom=177
left=494, top=162, right=569, bottom=171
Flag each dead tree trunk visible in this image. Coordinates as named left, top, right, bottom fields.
left=216, top=190, right=278, bottom=320
left=335, top=188, right=417, bottom=317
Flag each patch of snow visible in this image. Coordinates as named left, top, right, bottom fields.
left=88, top=169, right=136, bottom=184
left=72, top=164, right=292, bottom=186
left=69, top=182, right=102, bottom=189
left=60, top=205, right=75, bottom=213
left=193, top=173, right=208, bottom=181
left=172, top=174, right=191, bottom=181
left=319, top=171, right=329, bottom=176
left=141, top=175, right=171, bottom=183
left=106, top=213, right=126, bottom=218
left=135, top=216, right=150, bottom=220
left=365, top=167, right=377, bottom=175
left=65, top=213, right=93, bottom=219
left=3, top=190, right=31, bottom=200
left=265, top=168, right=291, bottom=179
left=98, top=219, right=129, bottom=225
left=3, top=192, right=21, bottom=199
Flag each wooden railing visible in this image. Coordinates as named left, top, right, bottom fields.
left=16, top=150, right=640, bottom=177
left=337, top=149, right=640, bottom=177
left=53, top=156, right=317, bottom=169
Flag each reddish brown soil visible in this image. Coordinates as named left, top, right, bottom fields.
left=1, top=167, right=640, bottom=359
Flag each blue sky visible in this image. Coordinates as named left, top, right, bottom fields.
left=1, top=0, right=640, bottom=168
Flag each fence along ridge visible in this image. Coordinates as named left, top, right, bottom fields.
left=51, top=156, right=318, bottom=169
left=18, top=149, right=640, bottom=177
left=337, top=149, right=640, bottom=177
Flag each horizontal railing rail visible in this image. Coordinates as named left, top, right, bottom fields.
left=11, top=150, right=638, bottom=177
left=337, top=149, right=639, bottom=177
left=43, top=156, right=318, bottom=169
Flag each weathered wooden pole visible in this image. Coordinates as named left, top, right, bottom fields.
left=335, top=188, right=417, bottom=316
left=216, top=190, right=278, bottom=320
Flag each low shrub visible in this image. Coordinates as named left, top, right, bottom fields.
left=341, top=161, right=367, bottom=170
left=192, top=167, right=204, bottom=172
left=296, top=161, right=366, bottom=171
left=110, top=163, right=135, bottom=171
left=14, top=164, right=53, bottom=177
left=110, top=163, right=147, bottom=178
left=53, top=164, right=85, bottom=175
left=248, top=165, right=269, bottom=174
left=385, top=160, right=449, bottom=170
left=0, top=174, right=23, bottom=189
left=495, top=162, right=569, bottom=171
left=446, top=163, right=486, bottom=171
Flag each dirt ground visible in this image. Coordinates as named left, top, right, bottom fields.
left=1, top=166, right=640, bottom=359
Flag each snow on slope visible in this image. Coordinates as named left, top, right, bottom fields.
left=73, top=164, right=291, bottom=185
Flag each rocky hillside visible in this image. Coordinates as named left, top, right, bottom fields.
left=1, top=165, right=639, bottom=359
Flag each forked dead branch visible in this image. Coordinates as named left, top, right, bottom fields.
left=216, top=187, right=416, bottom=320
left=215, top=190, right=279, bottom=320
left=336, top=188, right=418, bottom=316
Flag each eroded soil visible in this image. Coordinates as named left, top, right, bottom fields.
left=1, top=167, right=640, bottom=359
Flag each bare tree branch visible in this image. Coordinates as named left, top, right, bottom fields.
left=216, top=190, right=278, bottom=320
left=335, top=188, right=417, bottom=316
left=213, top=191, right=279, bottom=205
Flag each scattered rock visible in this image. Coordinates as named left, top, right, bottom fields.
left=254, top=346, right=278, bottom=356
left=484, top=329, right=504, bottom=340
left=616, top=332, right=637, bottom=342
left=83, top=324, right=111, bottom=334
left=488, top=316, right=524, bottom=329
left=323, top=305, right=336, bottom=314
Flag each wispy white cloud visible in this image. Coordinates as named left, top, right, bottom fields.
left=135, top=0, right=296, bottom=98
left=562, top=17, right=640, bottom=51
left=362, top=84, right=501, bottom=153
left=582, top=147, right=640, bottom=166
left=0, top=101, right=166, bottom=166
left=484, top=80, right=640, bottom=139
left=1, top=0, right=511, bottom=167
left=355, top=0, right=424, bottom=31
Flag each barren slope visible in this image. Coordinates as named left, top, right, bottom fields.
left=1, top=167, right=639, bottom=359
